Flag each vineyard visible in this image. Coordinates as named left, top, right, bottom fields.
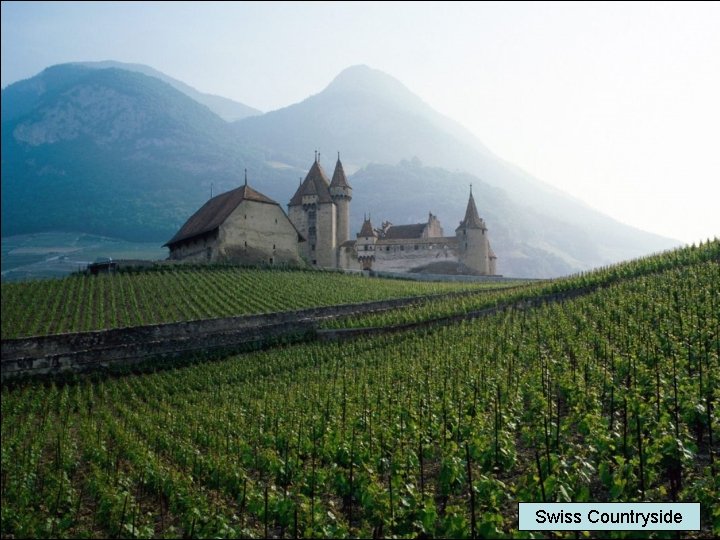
left=327, top=240, right=720, bottom=329
left=1, top=242, right=718, bottom=538
left=0, top=266, right=507, bottom=339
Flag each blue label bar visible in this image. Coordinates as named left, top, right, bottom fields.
left=518, top=503, right=701, bottom=531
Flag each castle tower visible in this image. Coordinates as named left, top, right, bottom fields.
left=455, top=186, right=492, bottom=275
left=356, top=215, right=377, bottom=270
left=329, top=153, right=352, bottom=247
left=288, top=154, right=337, bottom=267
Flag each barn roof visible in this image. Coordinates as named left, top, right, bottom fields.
left=164, top=184, right=278, bottom=247
left=289, top=160, right=333, bottom=206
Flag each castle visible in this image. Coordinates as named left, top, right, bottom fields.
left=166, top=154, right=497, bottom=275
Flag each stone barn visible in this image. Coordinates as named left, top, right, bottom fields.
left=165, top=178, right=304, bottom=265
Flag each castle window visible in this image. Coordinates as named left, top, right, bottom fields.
left=400, top=245, right=404, bottom=251
left=312, top=259, right=317, bottom=265
left=414, top=245, right=418, bottom=250
left=275, top=218, right=278, bottom=224
left=245, top=214, right=247, bottom=219
left=269, top=257, right=274, bottom=264
left=386, top=247, right=390, bottom=251
left=244, top=241, right=247, bottom=247
left=273, top=244, right=276, bottom=250
left=311, top=244, right=315, bottom=251
left=309, top=210, right=316, bottom=221
left=364, top=245, right=368, bottom=251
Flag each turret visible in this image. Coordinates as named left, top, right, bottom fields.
left=329, top=152, right=352, bottom=246
left=356, top=214, right=377, bottom=270
left=455, top=185, right=491, bottom=274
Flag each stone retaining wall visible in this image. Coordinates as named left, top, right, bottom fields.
left=1, top=291, right=475, bottom=379
left=2, top=286, right=593, bottom=380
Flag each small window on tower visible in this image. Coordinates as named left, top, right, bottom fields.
left=311, top=244, right=315, bottom=251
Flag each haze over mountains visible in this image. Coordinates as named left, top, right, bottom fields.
left=1, top=62, right=678, bottom=277
left=77, top=61, right=262, bottom=122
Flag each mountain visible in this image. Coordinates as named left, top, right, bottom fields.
left=234, top=65, right=678, bottom=269
left=77, top=61, right=261, bottom=121
left=1, top=64, right=271, bottom=241
left=1, top=62, right=679, bottom=276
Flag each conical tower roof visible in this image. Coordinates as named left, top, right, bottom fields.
left=289, top=158, right=333, bottom=206
left=330, top=154, right=351, bottom=189
left=457, top=187, right=485, bottom=230
left=358, top=215, right=377, bottom=237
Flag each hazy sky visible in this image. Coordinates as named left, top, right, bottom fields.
left=2, top=1, right=719, bottom=244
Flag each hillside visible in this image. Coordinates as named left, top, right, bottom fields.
left=1, top=65, right=269, bottom=241
left=0, top=265, right=495, bottom=339
left=1, top=241, right=717, bottom=538
left=76, top=61, right=262, bottom=121
left=350, top=161, right=597, bottom=277
left=2, top=62, right=679, bottom=277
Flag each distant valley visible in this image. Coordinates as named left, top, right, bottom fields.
left=1, top=232, right=166, bottom=281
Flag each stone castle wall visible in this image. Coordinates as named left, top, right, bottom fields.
left=371, top=238, right=459, bottom=272
left=220, top=200, right=301, bottom=265
left=168, top=234, right=219, bottom=262
left=315, top=203, right=337, bottom=267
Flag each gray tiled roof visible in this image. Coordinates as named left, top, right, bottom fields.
left=289, top=160, right=333, bottom=206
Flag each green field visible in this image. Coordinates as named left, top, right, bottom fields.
left=0, top=266, right=510, bottom=339
left=1, top=241, right=718, bottom=538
